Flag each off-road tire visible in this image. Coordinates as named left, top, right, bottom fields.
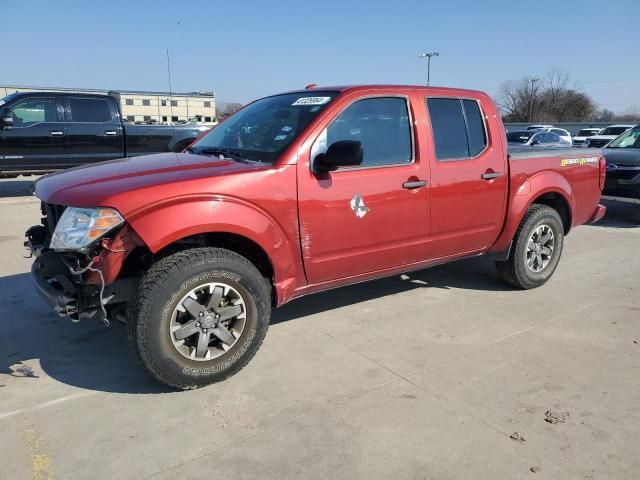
left=127, top=247, right=271, bottom=389
left=495, top=204, right=564, bottom=289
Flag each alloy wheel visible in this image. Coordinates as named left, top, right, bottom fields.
left=525, top=224, right=555, bottom=273
left=169, top=282, right=247, bottom=361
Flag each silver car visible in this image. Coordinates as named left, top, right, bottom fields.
left=507, top=130, right=572, bottom=148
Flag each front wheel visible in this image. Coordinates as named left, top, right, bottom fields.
left=495, top=204, right=564, bottom=289
left=127, top=247, right=271, bottom=389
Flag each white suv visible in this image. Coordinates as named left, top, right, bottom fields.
left=573, top=128, right=602, bottom=147
left=584, top=125, right=634, bottom=148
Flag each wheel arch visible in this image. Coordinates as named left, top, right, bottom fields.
left=489, top=171, right=575, bottom=254
left=155, top=231, right=275, bottom=286
left=124, top=197, right=304, bottom=305
left=529, top=191, right=572, bottom=234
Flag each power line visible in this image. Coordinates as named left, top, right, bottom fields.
left=580, top=78, right=640, bottom=85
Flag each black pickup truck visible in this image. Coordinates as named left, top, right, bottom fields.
left=0, top=92, right=206, bottom=176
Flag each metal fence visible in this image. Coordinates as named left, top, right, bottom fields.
left=503, top=122, right=639, bottom=135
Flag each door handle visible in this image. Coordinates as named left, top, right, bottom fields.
left=49, top=130, right=64, bottom=136
left=104, top=130, right=118, bottom=136
left=481, top=172, right=501, bottom=180
left=402, top=180, right=428, bottom=189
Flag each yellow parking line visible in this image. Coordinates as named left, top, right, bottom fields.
left=22, top=420, right=54, bottom=480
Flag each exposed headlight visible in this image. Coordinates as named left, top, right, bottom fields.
left=50, top=207, right=124, bottom=250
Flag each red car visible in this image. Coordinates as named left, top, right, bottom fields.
left=26, top=85, right=606, bottom=389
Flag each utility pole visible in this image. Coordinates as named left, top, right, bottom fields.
left=166, top=49, right=174, bottom=123
left=418, top=52, right=439, bottom=86
left=528, top=77, right=540, bottom=122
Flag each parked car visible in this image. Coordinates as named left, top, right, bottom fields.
left=535, top=127, right=572, bottom=144
left=25, top=84, right=606, bottom=389
left=583, top=124, right=634, bottom=148
left=601, top=124, right=640, bottom=198
left=0, top=92, right=206, bottom=177
left=507, top=130, right=571, bottom=148
left=526, top=124, right=554, bottom=130
left=573, top=127, right=602, bottom=147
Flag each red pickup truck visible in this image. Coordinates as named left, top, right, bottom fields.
left=26, top=85, right=606, bottom=389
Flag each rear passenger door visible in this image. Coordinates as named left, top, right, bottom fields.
left=65, top=96, right=124, bottom=165
left=424, top=96, right=508, bottom=258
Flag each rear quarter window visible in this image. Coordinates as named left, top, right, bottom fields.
left=462, top=100, right=487, bottom=156
left=69, top=97, right=112, bottom=123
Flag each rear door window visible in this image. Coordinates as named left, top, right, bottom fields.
left=69, top=97, right=112, bottom=123
left=426, top=98, right=487, bottom=160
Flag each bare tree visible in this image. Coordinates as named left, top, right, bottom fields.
left=216, top=102, right=244, bottom=121
left=617, top=104, right=640, bottom=122
left=541, top=69, right=569, bottom=120
left=595, top=109, right=616, bottom=122
left=496, top=70, right=597, bottom=122
left=594, top=106, right=640, bottom=122
left=496, top=78, right=542, bottom=122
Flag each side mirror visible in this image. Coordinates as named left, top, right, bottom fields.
left=0, top=108, right=13, bottom=129
left=313, top=140, right=363, bottom=173
left=531, top=139, right=540, bottom=146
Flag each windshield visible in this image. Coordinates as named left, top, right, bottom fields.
left=578, top=129, right=599, bottom=136
left=601, top=126, right=630, bottom=136
left=0, top=93, right=18, bottom=107
left=189, top=92, right=338, bottom=163
left=507, top=131, right=534, bottom=143
left=607, top=128, right=640, bottom=149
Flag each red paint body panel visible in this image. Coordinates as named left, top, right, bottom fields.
left=84, top=225, right=144, bottom=285
left=33, top=85, right=605, bottom=306
left=296, top=88, right=430, bottom=284
left=419, top=90, right=510, bottom=258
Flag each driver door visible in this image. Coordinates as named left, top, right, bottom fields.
left=296, top=92, right=430, bottom=284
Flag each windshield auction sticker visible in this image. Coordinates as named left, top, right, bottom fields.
left=291, top=96, right=332, bottom=106
left=561, top=156, right=599, bottom=167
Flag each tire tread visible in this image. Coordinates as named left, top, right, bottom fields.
left=495, top=204, right=563, bottom=290
left=126, top=247, right=270, bottom=389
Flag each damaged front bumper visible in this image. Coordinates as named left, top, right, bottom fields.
left=31, top=251, right=101, bottom=322
left=26, top=219, right=143, bottom=324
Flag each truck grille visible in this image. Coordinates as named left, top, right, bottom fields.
left=41, top=202, right=67, bottom=235
left=606, top=166, right=640, bottom=181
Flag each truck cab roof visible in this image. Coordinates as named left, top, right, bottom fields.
left=281, top=84, right=487, bottom=97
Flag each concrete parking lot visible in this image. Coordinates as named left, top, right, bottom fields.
left=1, top=178, right=639, bottom=480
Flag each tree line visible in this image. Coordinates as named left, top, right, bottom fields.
left=496, top=69, right=639, bottom=123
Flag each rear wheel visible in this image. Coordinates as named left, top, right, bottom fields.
left=495, top=204, right=564, bottom=289
left=127, top=247, right=271, bottom=389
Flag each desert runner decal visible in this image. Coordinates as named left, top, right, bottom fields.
left=561, top=156, right=599, bottom=167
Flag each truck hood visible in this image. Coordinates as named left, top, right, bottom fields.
left=34, top=152, right=267, bottom=208
left=603, top=148, right=640, bottom=166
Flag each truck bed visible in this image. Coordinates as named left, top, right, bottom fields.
left=508, top=147, right=602, bottom=160
left=507, top=147, right=603, bottom=229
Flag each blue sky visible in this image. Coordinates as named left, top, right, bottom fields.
left=2, top=0, right=638, bottom=111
